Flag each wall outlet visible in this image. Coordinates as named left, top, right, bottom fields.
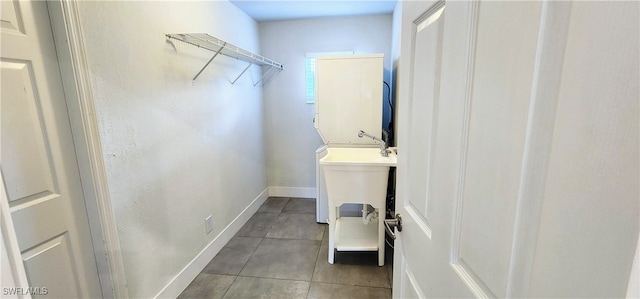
left=205, top=215, right=213, bottom=234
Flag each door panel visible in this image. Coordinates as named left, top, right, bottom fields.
left=0, top=0, right=25, bottom=34
left=398, top=258, right=426, bottom=298
left=529, top=2, right=639, bottom=297
left=395, top=1, right=476, bottom=298
left=455, top=2, right=541, bottom=297
left=1, top=1, right=101, bottom=297
left=10, top=194, right=66, bottom=252
left=405, top=1, right=445, bottom=232
left=394, top=1, right=638, bottom=298
left=22, top=234, right=80, bottom=298
left=1, top=61, right=56, bottom=203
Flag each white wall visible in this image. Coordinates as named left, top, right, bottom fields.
left=391, top=2, right=403, bottom=145
left=628, top=234, right=640, bottom=298
left=76, top=1, right=266, bottom=297
left=260, top=15, right=393, bottom=190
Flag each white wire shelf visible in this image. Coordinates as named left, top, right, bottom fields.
left=166, top=33, right=283, bottom=85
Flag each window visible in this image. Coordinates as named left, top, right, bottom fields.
left=305, top=51, right=353, bottom=103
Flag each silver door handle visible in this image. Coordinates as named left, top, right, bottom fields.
left=384, top=214, right=403, bottom=240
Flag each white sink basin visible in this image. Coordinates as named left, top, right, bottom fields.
left=319, top=147, right=397, bottom=267
left=319, top=147, right=397, bottom=166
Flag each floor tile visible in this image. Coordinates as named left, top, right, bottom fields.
left=240, top=238, right=320, bottom=281
left=223, top=276, right=309, bottom=299
left=307, top=282, right=391, bottom=299
left=236, top=212, right=279, bottom=238
left=313, top=243, right=391, bottom=288
left=177, top=273, right=235, bottom=299
left=265, top=213, right=324, bottom=240
left=282, top=197, right=316, bottom=214
left=181, top=197, right=396, bottom=299
left=258, top=197, right=290, bottom=213
left=322, top=225, right=329, bottom=244
left=202, top=237, right=262, bottom=275
left=386, top=263, right=393, bottom=289
left=385, top=244, right=394, bottom=287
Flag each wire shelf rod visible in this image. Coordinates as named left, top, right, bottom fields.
left=166, top=33, right=283, bottom=69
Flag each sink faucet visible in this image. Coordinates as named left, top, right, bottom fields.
left=358, top=130, right=389, bottom=157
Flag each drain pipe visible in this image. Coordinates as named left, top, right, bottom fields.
left=362, top=205, right=378, bottom=225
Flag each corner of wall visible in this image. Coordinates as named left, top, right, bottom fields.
left=75, top=1, right=268, bottom=297
left=260, top=15, right=394, bottom=190
left=154, top=188, right=269, bottom=298
left=268, top=186, right=317, bottom=198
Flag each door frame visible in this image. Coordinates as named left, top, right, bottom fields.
left=4, top=1, right=129, bottom=297
left=1, top=1, right=126, bottom=297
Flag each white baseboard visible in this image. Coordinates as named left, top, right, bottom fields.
left=268, top=186, right=316, bottom=198
left=154, top=188, right=269, bottom=299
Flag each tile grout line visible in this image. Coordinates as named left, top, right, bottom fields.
left=233, top=235, right=266, bottom=278
left=182, top=197, right=392, bottom=298
left=309, top=280, right=393, bottom=290
left=233, top=274, right=313, bottom=284
left=222, top=198, right=284, bottom=298
left=305, top=225, right=326, bottom=299
left=234, top=201, right=318, bottom=298
left=217, top=235, right=265, bottom=299
left=220, top=275, right=239, bottom=299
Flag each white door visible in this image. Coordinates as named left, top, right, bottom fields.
left=393, top=1, right=639, bottom=297
left=1, top=1, right=102, bottom=297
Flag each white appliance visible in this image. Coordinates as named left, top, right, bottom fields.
left=314, top=54, right=384, bottom=223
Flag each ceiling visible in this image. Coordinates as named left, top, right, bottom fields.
left=229, top=0, right=397, bottom=22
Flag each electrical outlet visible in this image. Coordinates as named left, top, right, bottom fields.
left=205, top=215, right=213, bottom=234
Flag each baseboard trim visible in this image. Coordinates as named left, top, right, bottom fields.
left=154, top=188, right=269, bottom=298
left=268, top=186, right=316, bottom=198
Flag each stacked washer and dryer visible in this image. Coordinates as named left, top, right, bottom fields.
left=314, top=54, right=385, bottom=223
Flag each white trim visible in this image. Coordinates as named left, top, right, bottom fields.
left=268, top=186, right=316, bottom=198
left=505, top=2, right=572, bottom=297
left=47, top=1, right=128, bottom=297
left=402, top=258, right=427, bottom=299
left=447, top=2, right=494, bottom=297
left=450, top=259, right=494, bottom=298
left=627, top=232, right=640, bottom=298
left=450, top=0, right=478, bottom=266
left=154, top=188, right=269, bottom=298
left=0, top=172, right=32, bottom=299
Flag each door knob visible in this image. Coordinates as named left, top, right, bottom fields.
left=384, top=214, right=403, bottom=240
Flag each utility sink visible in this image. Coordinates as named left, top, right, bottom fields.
left=319, top=147, right=397, bottom=166
left=319, top=147, right=397, bottom=266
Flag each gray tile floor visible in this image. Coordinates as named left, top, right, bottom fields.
left=179, top=197, right=393, bottom=299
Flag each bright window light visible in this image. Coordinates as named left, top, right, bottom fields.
left=306, top=51, right=353, bottom=104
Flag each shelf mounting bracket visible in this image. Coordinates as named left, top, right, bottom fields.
left=254, top=66, right=278, bottom=87
left=231, top=62, right=253, bottom=85
left=192, top=42, right=226, bottom=85
left=167, top=33, right=283, bottom=86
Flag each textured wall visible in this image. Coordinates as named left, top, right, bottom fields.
left=76, top=1, right=266, bottom=297
left=260, top=14, right=393, bottom=189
